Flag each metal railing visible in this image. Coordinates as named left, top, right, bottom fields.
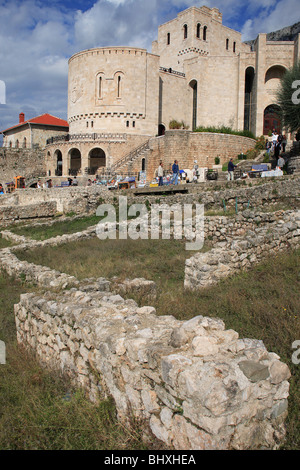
left=46, top=132, right=127, bottom=145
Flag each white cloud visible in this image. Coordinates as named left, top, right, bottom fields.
left=1, top=0, right=300, bottom=134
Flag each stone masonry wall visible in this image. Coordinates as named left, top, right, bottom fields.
left=0, top=148, right=46, bottom=184
left=14, top=284, right=290, bottom=450
left=0, top=176, right=299, bottom=223
left=0, top=205, right=298, bottom=449
left=185, top=210, right=300, bottom=289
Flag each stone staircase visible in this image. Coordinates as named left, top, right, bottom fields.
left=286, top=141, right=300, bottom=174
left=108, top=139, right=151, bottom=177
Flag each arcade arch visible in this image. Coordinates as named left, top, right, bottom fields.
left=88, top=147, right=106, bottom=174
left=68, top=148, right=81, bottom=176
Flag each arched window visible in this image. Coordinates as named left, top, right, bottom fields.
left=183, top=24, right=188, bottom=39
left=15, top=139, right=19, bottom=148
left=203, top=26, right=207, bottom=41
left=23, top=137, right=27, bottom=148
left=96, top=72, right=104, bottom=99
left=196, top=23, right=201, bottom=39
left=167, top=32, right=170, bottom=45
left=244, top=66, right=255, bottom=131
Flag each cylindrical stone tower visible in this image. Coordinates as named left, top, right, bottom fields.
left=68, top=47, right=160, bottom=136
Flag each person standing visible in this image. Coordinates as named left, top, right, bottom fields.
left=157, top=162, right=164, bottom=186
left=172, top=160, right=180, bottom=185
left=281, top=134, right=287, bottom=153
left=227, top=158, right=236, bottom=181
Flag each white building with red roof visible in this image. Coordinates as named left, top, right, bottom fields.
left=1, top=112, right=69, bottom=150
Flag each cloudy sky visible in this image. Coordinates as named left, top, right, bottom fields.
left=0, top=0, right=299, bottom=136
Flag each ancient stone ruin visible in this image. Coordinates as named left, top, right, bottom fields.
left=0, top=177, right=299, bottom=450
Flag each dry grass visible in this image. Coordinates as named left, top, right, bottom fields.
left=0, top=272, right=158, bottom=450
left=15, top=238, right=300, bottom=449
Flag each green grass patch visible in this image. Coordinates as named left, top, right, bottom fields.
left=0, top=234, right=12, bottom=249
left=9, top=214, right=101, bottom=241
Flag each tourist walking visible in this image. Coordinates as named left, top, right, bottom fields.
left=227, top=158, right=236, bottom=181
left=157, top=162, right=164, bottom=186
left=172, top=160, right=180, bottom=185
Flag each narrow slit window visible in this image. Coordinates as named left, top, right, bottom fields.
left=226, top=38, right=229, bottom=50
left=203, top=26, right=207, bottom=41
left=183, top=24, right=188, bottom=39
left=196, top=23, right=201, bottom=39
left=99, top=76, right=102, bottom=98
left=167, top=32, right=170, bottom=45
left=117, top=75, right=121, bottom=98
left=233, top=41, right=236, bottom=53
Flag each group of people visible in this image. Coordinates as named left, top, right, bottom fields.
left=267, top=130, right=287, bottom=163
left=156, top=160, right=180, bottom=186
left=37, top=179, right=53, bottom=188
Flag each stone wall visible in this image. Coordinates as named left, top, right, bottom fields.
left=122, top=131, right=256, bottom=180
left=0, top=201, right=297, bottom=449
left=0, top=201, right=56, bottom=224
left=0, top=148, right=46, bottom=184
left=14, top=283, right=290, bottom=450
left=1, top=176, right=298, bottom=224
left=185, top=210, right=300, bottom=289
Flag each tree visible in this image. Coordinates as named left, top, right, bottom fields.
left=276, top=61, right=300, bottom=133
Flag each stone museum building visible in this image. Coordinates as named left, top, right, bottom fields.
left=17, top=5, right=300, bottom=179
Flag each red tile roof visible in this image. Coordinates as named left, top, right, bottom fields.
left=1, top=113, right=69, bottom=133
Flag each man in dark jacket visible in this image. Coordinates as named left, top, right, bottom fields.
left=227, top=158, right=236, bottom=181
left=172, top=160, right=180, bottom=185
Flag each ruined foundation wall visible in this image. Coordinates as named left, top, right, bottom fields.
left=14, top=284, right=290, bottom=450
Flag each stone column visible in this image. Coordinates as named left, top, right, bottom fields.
left=253, top=34, right=267, bottom=137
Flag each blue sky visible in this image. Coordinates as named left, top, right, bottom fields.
left=0, top=0, right=299, bottom=137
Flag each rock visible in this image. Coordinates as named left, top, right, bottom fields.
left=238, top=360, right=270, bottom=382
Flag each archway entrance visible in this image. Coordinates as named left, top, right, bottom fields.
left=55, top=150, right=63, bottom=176
left=263, top=105, right=281, bottom=135
left=189, top=80, right=198, bottom=131
left=158, top=124, right=165, bottom=136
left=69, top=148, right=81, bottom=176
left=88, top=148, right=106, bottom=175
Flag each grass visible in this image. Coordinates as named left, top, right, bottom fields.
left=8, top=214, right=101, bottom=241
left=0, top=271, right=158, bottom=450
left=0, top=234, right=12, bottom=249
left=15, top=237, right=300, bottom=449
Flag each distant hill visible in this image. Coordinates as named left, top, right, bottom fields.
left=245, top=21, right=300, bottom=46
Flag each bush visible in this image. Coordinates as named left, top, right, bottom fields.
left=194, top=125, right=256, bottom=139
left=169, top=119, right=189, bottom=130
